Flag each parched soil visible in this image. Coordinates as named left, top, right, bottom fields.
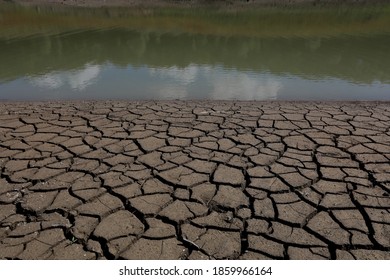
left=0, top=100, right=389, bottom=260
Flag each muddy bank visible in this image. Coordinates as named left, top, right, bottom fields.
left=4, top=0, right=388, bottom=7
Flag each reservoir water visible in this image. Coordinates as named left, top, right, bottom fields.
left=0, top=4, right=389, bottom=101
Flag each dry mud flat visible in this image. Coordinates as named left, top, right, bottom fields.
left=0, top=100, right=389, bottom=260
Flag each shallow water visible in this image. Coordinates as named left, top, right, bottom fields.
left=0, top=4, right=389, bottom=101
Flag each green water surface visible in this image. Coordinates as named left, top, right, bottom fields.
left=0, top=3, right=389, bottom=100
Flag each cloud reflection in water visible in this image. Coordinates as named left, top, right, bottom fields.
left=149, top=64, right=281, bottom=100
left=29, top=64, right=101, bottom=91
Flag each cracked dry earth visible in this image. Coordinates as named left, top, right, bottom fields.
left=0, top=101, right=389, bottom=260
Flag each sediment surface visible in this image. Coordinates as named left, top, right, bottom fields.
left=6, top=0, right=388, bottom=7
left=0, top=100, right=389, bottom=260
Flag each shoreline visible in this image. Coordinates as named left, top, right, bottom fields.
left=1, top=100, right=390, bottom=105
left=4, top=0, right=389, bottom=8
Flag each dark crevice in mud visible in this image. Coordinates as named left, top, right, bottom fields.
left=132, top=139, right=147, bottom=155
left=342, top=146, right=378, bottom=186
left=154, top=215, right=178, bottom=228
left=125, top=203, right=149, bottom=232
left=302, top=208, right=319, bottom=226
left=242, top=165, right=251, bottom=190
left=153, top=172, right=180, bottom=189
left=81, top=137, right=98, bottom=152
left=58, top=210, right=77, bottom=239
left=302, top=222, right=336, bottom=246
left=304, top=219, right=386, bottom=251
left=268, top=193, right=279, bottom=220
left=55, top=143, right=79, bottom=158
left=297, top=166, right=319, bottom=185
left=283, top=244, right=289, bottom=259
left=57, top=212, right=104, bottom=260
left=327, top=210, right=356, bottom=246
left=309, top=247, right=329, bottom=259
left=63, top=227, right=83, bottom=245
left=240, top=220, right=249, bottom=255
left=307, top=184, right=324, bottom=198
left=242, top=187, right=255, bottom=218
left=68, top=187, right=90, bottom=204
left=207, top=164, right=218, bottom=185
left=14, top=201, right=39, bottom=222
left=104, top=183, right=149, bottom=232
left=102, top=178, right=137, bottom=194
left=89, top=235, right=115, bottom=260
left=348, top=189, right=385, bottom=250
left=174, top=224, right=195, bottom=257
left=4, top=257, right=22, bottom=260
left=255, top=230, right=328, bottom=251
left=0, top=170, right=26, bottom=186
left=140, top=234, right=177, bottom=241
left=272, top=166, right=327, bottom=212
left=153, top=216, right=206, bottom=257
left=328, top=244, right=338, bottom=259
